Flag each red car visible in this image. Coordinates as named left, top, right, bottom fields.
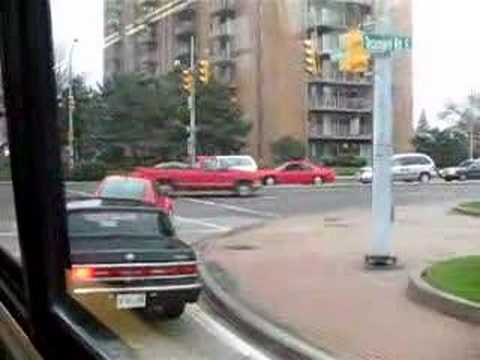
left=258, top=160, right=336, bottom=185
left=132, top=157, right=262, bottom=197
left=95, top=175, right=174, bottom=216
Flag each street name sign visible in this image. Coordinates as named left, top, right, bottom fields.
left=363, top=34, right=411, bottom=54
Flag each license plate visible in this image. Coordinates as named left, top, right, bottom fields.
left=116, top=293, right=146, bottom=309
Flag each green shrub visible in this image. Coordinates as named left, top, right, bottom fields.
left=69, top=161, right=107, bottom=181
left=271, top=137, right=306, bottom=164
left=319, top=155, right=367, bottom=167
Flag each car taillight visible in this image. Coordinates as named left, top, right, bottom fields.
left=71, top=264, right=198, bottom=281
left=71, top=267, right=94, bottom=281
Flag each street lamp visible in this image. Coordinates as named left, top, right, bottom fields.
left=68, top=38, right=79, bottom=169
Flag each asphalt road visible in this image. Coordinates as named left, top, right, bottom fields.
left=1, top=181, right=480, bottom=359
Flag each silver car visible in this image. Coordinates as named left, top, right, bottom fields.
left=357, top=153, right=437, bottom=183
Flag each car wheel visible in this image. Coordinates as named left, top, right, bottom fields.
left=444, top=177, right=453, bottom=182
left=236, top=182, right=253, bottom=197
left=459, top=174, right=467, bottom=181
left=158, top=182, right=174, bottom=196
left=312, top=176, right=323, bottom=186
left=264, top=176, right=276, bottom=186
left=163, top=302, right=185, bottom=319
left=419, top=173, right=431, bottom=183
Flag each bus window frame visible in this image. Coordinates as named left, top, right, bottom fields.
left=0, top=1, right=132, bottom=358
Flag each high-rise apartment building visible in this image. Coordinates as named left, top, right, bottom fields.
left=103, top=0, right=413, bottom=164
left=305, top=0, right=374, bottom=160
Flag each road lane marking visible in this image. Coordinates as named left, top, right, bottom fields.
left=188, top=304, right=271, bottom=360
left=174, top=216, right=231, bottom=232
left=185, top=199, right=279, bottom=219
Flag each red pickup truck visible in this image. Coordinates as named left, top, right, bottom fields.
left=132, top=157, right=262, bottom=196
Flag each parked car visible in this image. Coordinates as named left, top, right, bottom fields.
left=66, top=198, right=201, bottom=318
left=132, top=157, right=262, bottom=197
left=357, top=153, right=436, bottom=183
left=453, top=159, right=480, bottom=180
left=95, top=175, right=174, bottom=216
left=258, top=160, right=336, bottom=185
left=440, top=159, right=476, bottom=181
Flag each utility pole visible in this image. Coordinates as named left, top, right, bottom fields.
left=188, top=35, right=196, bottom=167
left=469, top=90, right=477, bottom=159
left=366, top=1, right=396, bottom=266
left=67, top=38, right=78, bottom=169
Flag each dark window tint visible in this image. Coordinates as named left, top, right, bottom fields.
left=285, top=164, right=302, bottom=171
left=68, top=211, right=170, bottom=237
left=99, top=179, right=146, bottom=200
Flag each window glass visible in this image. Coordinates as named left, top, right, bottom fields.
left=98, top=179, right=146, bottom=200
left=43, top=1, right=480, bottom=359
left=0, top=63, right=20, bottom=264
left=68, top=210, right=170, bottom=237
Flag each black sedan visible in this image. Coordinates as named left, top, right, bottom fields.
left=66, top=198, right=201, bottom=318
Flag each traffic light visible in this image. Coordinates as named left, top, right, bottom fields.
left=197, top=59, right=210, bottom=85
left=339, top=29, right=370, bottom=73
left=181, top=69, right=194, bottom=95
left=303, top=39, right=318, bottom=75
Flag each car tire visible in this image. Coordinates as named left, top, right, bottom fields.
left=419, top=173, right=431, bottom=183
left=312, top=176, right=323, bottom=186
left=163, top=302, right=185, bottom=319
left=444, top=177, right=453, bottom=182
left=264, top=176, right=276, bottom=186
left=459, top=174, right=467, bottom=181
left=158, top=182, right=174, bottom=196
left=236, top=182, right=253, bottom=197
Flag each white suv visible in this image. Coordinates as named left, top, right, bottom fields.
left=358, top=153, right=437, bottom=183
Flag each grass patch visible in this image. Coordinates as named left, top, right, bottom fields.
left=459, top=202, right=480, bottom=210
left=425, top=256, right=480, bottom=303
left=456, top=202, right=480, bottom=216
left=334, top=167, right=360, bottom=176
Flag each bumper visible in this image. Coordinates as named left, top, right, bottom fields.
left=72, top=282, right=202, bottom=303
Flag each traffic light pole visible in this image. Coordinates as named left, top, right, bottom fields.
left=188, top=35, right=196, bottom=167
left=366, top=1, right=396, bottom=267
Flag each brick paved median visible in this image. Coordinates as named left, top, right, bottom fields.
left=203, top=202, right=480, bottom=360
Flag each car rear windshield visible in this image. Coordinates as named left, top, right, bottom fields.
left=99, top=179, right=146, bottom=200
left=68, top=211, right=171, bottom=237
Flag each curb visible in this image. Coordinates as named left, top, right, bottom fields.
left=407, top=266, right=480, bottom=324
left=200, top=262, right=336, bottom=360
left=453, top=206, right=480, bottom=217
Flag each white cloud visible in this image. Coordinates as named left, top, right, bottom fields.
left=413, top=0, right=480, bottom=125
left=50, top=0, right=103, bottom=86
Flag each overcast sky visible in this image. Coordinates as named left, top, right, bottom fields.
left=50, top=0, right=480, bottom=127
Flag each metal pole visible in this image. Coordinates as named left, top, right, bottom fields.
left=67, top=39, right=78, bottom=169
left=367, top=1, right=396, bottom=266
left=470, top=116, right=475, bottom=159
left=189, top=35, right=196, bottom=167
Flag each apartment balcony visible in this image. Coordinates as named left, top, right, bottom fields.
left=174, top=45, right=191, bottom=64
left=310, top=97, right=372, bottom=113
left=210, top=49, right=235, bottom=65
left=307, top=14, right=347, bottom=32
left=175, top=20, right=195, bottom=39
left=210, top=22, right=234, bottom=39
left=337, top=0, right=373, bottom=7
left=309, top=127, right=372, bottom=141
left=309, top=72, right=373, bottom=86
left=210, top=0, right=235, bottom=17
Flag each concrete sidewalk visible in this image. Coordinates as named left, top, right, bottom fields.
left=203, top=203, right=480, bottom=360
